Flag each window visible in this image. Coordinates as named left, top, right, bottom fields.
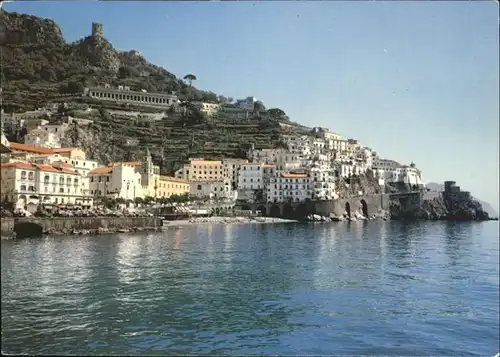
left=59, top=188, right=64, bottom=193
left=20, top=171, right=27, bottom=179
left=20, top=185, right=26, bottom=191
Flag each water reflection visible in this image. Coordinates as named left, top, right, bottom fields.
left=2, top=223, right=499, bottom=356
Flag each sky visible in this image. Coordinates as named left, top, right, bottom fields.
left=5, top=1, right=500, bottom=209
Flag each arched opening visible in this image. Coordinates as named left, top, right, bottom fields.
left=257, top=205, right=267, bottom=217
left=295, top=203, right=307, bottom=220
left=360, top=199, right=368, bottom=218
left=345, top=202, right=351, bottom=218
left=270, top=205, right=281, bottom=217
left=283, top=203, right=294, bottom=219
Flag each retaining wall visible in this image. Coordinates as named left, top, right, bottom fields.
left=0, top=216, right=162, bottom=236
left=247, top=194, right=391, bottom=219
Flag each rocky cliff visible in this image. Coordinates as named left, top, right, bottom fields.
left=390, top=191, right=491, bottom=221
left=1, top=10, right=216, bottom=111
left=2, top=10, right=306, bottom=170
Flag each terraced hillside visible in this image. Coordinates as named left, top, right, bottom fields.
left=59, top=99, right=310, bottom=174
left=1, top=9, right=313, bottom=171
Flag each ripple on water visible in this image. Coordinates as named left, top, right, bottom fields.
left=1, top=222, right=499, bottom=356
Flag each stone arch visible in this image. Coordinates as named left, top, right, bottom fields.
left=283, top=203, right=294, bottom=219
left=345, top=201, right=351, bottom=218
left=270, top=205, right=281, bottom=217
left=257, top=205, right=267, bottom=217
left=360, top=199, right=368, bottom=218
left=295, top=203, right=307, bottom=220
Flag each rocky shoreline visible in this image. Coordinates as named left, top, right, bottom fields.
left=305, top=209, right=390, bottom=223
left=162, top=216, right=298, bottom=228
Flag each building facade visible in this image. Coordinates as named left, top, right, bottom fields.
left=176, top=159, right=224, bottom=182
left=189, top=179, right=234, bottom=200
left=84, top=86, right=178, bottom=108
left=88, top=164, right=143, bottom=200
left=0, top=161, right=92, bottom=209
left=156, top=176, right=190, bottom=198
left=267, top=173, right=312, bottom=203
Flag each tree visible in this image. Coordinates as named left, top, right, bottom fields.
left=118, top=66, right=131, bottom=79
left=267, top=108, right=286, bottom=119
left=254, top=101, right=266, bottom=112
left=60, top=80, right=84, bottom=94
left=183, top=74, right=197, bottom=87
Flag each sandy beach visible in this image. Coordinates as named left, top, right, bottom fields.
left=161, top=216, right=298, bottom=228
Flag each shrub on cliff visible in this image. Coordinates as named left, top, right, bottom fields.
left=1, top=10, right=214, bottom=108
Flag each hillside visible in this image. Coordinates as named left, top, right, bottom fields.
left=1, top=10, right=310, bottom=172
left=1, top=10, right=220, bottom=111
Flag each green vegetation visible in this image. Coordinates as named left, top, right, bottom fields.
left=2, top=9, right=312, bottom=172
left=2, top=10, right=222, bottom=111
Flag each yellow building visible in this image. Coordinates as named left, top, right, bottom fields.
left=0, top=161, right=92, bottom=209
left=176, top=159, right=223, bottom=182
left=156, top=176, right=190, bottom=198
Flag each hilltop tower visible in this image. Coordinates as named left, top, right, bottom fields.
left=91, top=22, right=103, bottom=40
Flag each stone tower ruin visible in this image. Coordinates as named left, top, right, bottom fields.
left=91, top=22, right=103, bottom=40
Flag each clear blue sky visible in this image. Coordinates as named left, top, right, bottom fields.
left=5, top=1, right=499, bottom=209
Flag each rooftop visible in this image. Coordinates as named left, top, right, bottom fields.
left=0, top=162, right=80, bottom=175
left=88, top=167, right=113, bottom=175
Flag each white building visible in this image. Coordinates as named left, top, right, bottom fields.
left=0, top=161, right=93, bottom=209
left=236, top=96, right=257, bottom=111
left=192, top=102, right=221, bottom=117
left=24, top=128, right=61, bottom=148
left=222, top=158, right=248, bottom=189
left=309, top=167, right=337, bottom=200
left=267, top=172, right=312, bottom=203
left=237, top=163, right=264, bottom=201
left=190, top=179, right=234, bottom=200
left=24, top=123, right=70, bottom=149
left=372, top=158, right=423, bottom=187
left=84, top=86, right=178, bottom=108
left=29, top=154, right=98, bottom=197
left=88, top=164, right=143, bottom=200
left=312, top=127, right=342, bottom=141
left=284, top=135, right=312, bottom=156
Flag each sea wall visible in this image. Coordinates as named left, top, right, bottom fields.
left=245, top=194, right=390, bottom=219
left=0, top=216, right=162, bottom=237
left=313, top=194, right=390, bottom=217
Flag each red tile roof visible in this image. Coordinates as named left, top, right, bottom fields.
left=281, top=173, right=308, bottom=178
left=107, top=161, right=142, bottom=167
left=89, top=167, right=113, bottom=175
left=8, top=142, right=54, bottom=154
left=0, top=162, right=80, bottom=175
left=51, top=148, right=79, bottom=153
